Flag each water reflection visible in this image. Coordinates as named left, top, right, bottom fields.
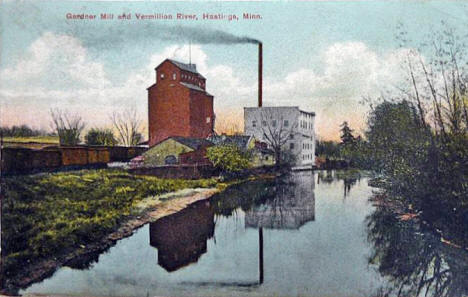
left=149, top=199, right=215, bottom=272
left=367, top=202, right=468, bottom=297
left=148, top=171, right=317, bottom=280
left=245, top=171, right=315, bottom=229
left=317, top=170, right=361, bottom=198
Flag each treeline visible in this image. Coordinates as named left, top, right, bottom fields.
left=0, top=125, right=53, bottom=138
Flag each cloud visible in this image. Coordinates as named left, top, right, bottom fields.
left=262, top=42, right=409, bottom=139
left=0, top=34, right=410, bottom=140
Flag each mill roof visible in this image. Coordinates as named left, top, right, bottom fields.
left=180, top=82, right=212, bottom=96
left=208, top=135, right=252, bottom=150
left=158, top=59, right=206, bottom=79
left=169, top=136, right=213, bottom=150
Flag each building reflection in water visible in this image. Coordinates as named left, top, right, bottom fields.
left=245, top=171, right=316, bottom=284
left=245, top=171, right=315, bottom=230
left=149, top=199, right=214, bottom=272
left=148, top=172, right=316, bottom=285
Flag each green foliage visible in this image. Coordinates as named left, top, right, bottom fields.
left=364, top=100, right=468, bottom=246
left=340, top=121, right=355, bottom=144
left=0, top=125, right=48, bottom=138
left=50, top=109, right=85, bottom=146
left=315, top=140, right=340, bottom=159
left=206, top=144, right=251, bottom=172
left=1, top=169, right=217, bottom=277
left=85, top=128, right=117, bottom=146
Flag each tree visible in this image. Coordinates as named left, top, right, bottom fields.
left=110, top=108, right=143, bottom=146
left=339, top=121, right=355, bottom=144
left=206, top=144, right=251, bottom=173
left=85, top=128, right=117, bottom=146
left=256, top=108, right=298, bottom=167
left=50, top=109, right=85, bottom=146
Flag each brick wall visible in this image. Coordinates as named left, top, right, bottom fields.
left=147, top=60, right=214, bottom=146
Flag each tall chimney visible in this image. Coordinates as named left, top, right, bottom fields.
left=258, top=42, right=263, bottom=107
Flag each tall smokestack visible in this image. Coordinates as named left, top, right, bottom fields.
left=258, top=43, right=263, bottom=107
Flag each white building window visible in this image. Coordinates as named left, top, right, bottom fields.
left=284, top=120, right=289, bottom=127
left=272, top=120, right=277, bottom=127
left=252, top=120, right=257, bottom=127
left=290, top=143, right=294, bottom=149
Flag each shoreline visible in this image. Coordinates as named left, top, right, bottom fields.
left=2, top=187, right=221, bottom=295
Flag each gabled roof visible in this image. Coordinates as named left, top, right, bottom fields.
left=169, top=136, right=213, bottom=150
left=207, top=135, right=253, bottom=150
left=156, top=59, right=206, bottom=79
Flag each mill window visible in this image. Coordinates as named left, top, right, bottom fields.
left=206, top=117, right=211, bottom=123
left=172, top=73, right=177, bottom=80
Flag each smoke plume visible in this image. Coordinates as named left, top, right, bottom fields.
left=163, top=25, right=260, bottom=44
left=69, top=23, right=260, bottom=49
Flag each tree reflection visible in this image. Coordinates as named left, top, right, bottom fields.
left=367, top=203, right=468, bottom=297
left=317, top=170, right=361, bottom=198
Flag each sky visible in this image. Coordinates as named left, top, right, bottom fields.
left=1, top=1, right=467, bottom=140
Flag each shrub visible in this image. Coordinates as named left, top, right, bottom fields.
left=206, top=144, right=251, bottom=173
left=85, top=128, right=117, bottom=146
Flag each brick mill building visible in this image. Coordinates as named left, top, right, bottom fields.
left=147, top=59, right=215, bottom=147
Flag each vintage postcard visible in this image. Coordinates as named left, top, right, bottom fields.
left=0, top=1, right=467, bottom=296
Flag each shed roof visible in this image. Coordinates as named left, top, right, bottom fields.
left=208, top=135, right=252, bottom=150
left=169, top=136, right=213, bottom=150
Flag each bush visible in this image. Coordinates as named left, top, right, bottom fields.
left=85, top=128, right=117, bottom=146
left=206, top=144, right=251, bottom=173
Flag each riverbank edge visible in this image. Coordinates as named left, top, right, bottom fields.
left=2, top=175, right=273, bottom=295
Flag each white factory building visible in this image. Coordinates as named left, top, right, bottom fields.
left=244, top=106, right=316, bottom=169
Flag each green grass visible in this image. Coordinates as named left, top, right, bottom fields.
left=1, top=169, right=217, bottom=277
left=3, top=136, right=59, bottom=143
left=3, top=136, right=59, bottom=144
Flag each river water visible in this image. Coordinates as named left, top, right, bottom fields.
left=21, top=170, right=468, bottom=297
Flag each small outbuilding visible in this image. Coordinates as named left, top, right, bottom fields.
left=142, top=136, right=213, bottom=167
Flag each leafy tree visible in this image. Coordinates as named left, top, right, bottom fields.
left=316, top=140, right=340, bottom=159
left=50, top=109, right=85, bottom=146
left=206, top=144, right=251, bottom=173
left=339, top=121, right=355, bottom=144
left=85, top=128, right=117, bottom=146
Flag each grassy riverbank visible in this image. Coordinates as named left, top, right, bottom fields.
left=1, top=169, right=217, bottom=281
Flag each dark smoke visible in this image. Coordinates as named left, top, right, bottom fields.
left=164, top=26, right=260, bottom=44
left=67, top=23, right=260, bottom=49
